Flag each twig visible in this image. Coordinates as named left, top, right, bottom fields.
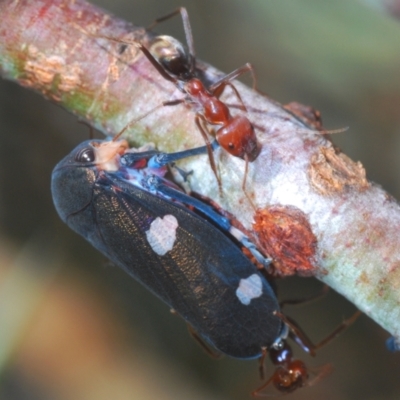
left=1, top=0, right=400, bottom=344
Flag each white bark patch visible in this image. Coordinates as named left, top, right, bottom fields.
left=236, top=274, right=263, bottom=305
left=146, top=215, right=179, bottom=256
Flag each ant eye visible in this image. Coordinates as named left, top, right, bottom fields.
left=228, top=143, right=235, bottom=149
left=75, top=147, right=95, bottom=163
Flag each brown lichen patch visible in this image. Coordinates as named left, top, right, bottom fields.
left=112, top=32, right=145, bottom=66
left=253, top=205, right=318, bottom=277
left=309, top=146, right=369, bottom=195
left=284, top=101, right=323, bottom=131
left=23, top=46, right=82, bottom=93
left=74, top=21, right=144, bottom=73
left=389, top=261, right=400, bottom=274
left=358, top=271, right=370, bottom=285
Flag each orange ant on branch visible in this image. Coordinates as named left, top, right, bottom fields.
left=115, top=7, right=261, bottom=192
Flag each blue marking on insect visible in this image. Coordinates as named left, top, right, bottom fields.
left=386, top=336, right=400, bottom=352
left=51, top=138, right=282, bottom=359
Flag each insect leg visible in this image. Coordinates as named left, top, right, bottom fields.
left=209, top=62, right=257, bottom=93
left=279, top=285, right=329, bottom=308
left=147, top=140, right=219, bottom=168
left=194, top=114, right=221, bottom=191
left=187, top=324, right=222, bottom=359
left=274, top=310, right=361, bottom=357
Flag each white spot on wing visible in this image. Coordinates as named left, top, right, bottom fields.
left=236, top=274, right=263, bottom=305
left=146, top=214, right=179, bottom=256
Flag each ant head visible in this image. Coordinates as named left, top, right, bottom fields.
left=216, top=116, right=260, bottom=161
left=253, top=342, right=311, bottom=396
left=268, top=342, right=308, bottom=393
left=270, top=360, right=309, bottom=393
left=253, top=342, right=333, bottom=396
left=149, top=35, right=193, bottom=80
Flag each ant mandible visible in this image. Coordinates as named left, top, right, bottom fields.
left=137, top=8, right=261, bottom=190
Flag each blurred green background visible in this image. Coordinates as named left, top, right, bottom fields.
left=1, top=0, right=400, bottom=399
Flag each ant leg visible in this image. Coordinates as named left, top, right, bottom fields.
left=187, top=324, right=222, bottom=359
left=209, top=64, right=257, bottom=113
left=112, top=98, right=185, bottom=144
left=136, top=43, right=178, bottom=83
left=274, top=310, right=362, bottom=357
left=111, top=103, right=169, bottom=142
left=280, top=284, right=329, bottom=308
left=209, top=62, right=257, bottom=94
left=162, top=98, right=185, bottom=107
left=252, top=373, right=276, bottom=397
left=242, top=154, right=249, bottom=191
left=223, top=82, right=248, bottom=112
left=170, top=309, right=221, bottom=359
left=239, top=154, right=259, bottom=212
left=307, top=310, right=361, bottom=351
left=194, top=114, right=222, bottom=193
left=146, top=7, right=196, bottom=74
left=258, top=347, right=268, bottom=380
left=211, top=81, right=248, bottom=113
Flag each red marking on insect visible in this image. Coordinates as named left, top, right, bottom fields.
left=284, top=102, right=324, bottom=132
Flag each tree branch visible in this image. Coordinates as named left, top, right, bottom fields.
left=1, top=0, right=399, bottom=345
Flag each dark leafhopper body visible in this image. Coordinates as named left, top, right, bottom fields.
left=51, top=139, right=281, bottom=359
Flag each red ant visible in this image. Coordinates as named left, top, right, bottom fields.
left=135, top=8, right=261, bottom=190
left=252, top=296, right=361, bottom=396
left=182, top=274, right=360, bottom=395
left=187, top=278, right=360, bottom=395
left=254, top=340, right=332, bottom=395
left=190, top=301, right=360, bottom=395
